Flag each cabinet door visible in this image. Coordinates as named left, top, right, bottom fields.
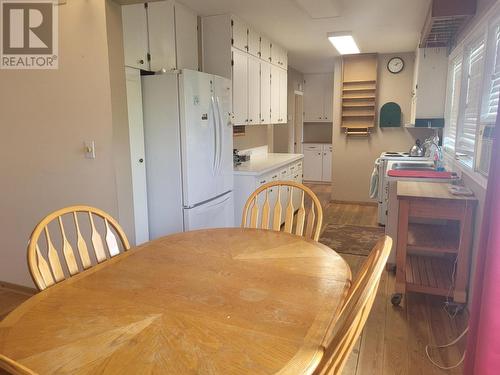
left=247, top=56, right=260, bottom=125
left=303, top=148, right=323, bottom=181
left=260, top=36, right=271, bottom=62
left=232, top=49, right=248, bottom=125
left=271, top=43, right=282, bottom=67
left=303, top=74, right=325, bottom=122
left=279, top=68, right=288, bottom=123
left=270, top=65, right=280, bottom=124
left=247, top=28, right=260, bottom=57
left=174, top=2, right=198, bottom=70
left=122, top=4, right=149, bottom=70
left=322, top=146, right=332, bottom=182
left=281, top=50, right=288, bottom=70
left=147, top=1, right=176, bottom=72
left=323, top=73, right=333, bottom=121
left=260, top=61, right=271, bottom=124
left=231, top=17, right=248, bottom=52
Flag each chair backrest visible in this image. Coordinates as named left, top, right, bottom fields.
left=241, top=181, right=323, bottom=241
left=314, top=236, right=392, bottom=375
left=27, top=205, right=130, bottom=291
left=0, top=355, right=37, bottom=375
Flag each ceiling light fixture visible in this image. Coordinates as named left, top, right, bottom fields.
left=327, top=33, right=360, bottom=55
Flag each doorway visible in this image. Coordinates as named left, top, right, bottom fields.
left=293, top=91, right=304, bottom=153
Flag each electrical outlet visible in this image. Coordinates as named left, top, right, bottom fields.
left=84, top=141, right=95, bottom=159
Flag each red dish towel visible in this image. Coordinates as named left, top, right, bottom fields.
left=387, top=170, right=455, bottom=179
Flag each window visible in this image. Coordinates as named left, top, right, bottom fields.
left=477, top=21, right=500, bottom=175
left=444, top=56, right=463, bottom=153
left=456, top=37, right=486, bottom=167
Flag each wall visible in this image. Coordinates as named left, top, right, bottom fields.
left=233, top=125, right=270, bottom=150
left=331, top=52, right=434, bottom=202
left=303, top=123, right=332, bottom=143
left=274, top=67, right=304, bottom=153
left=0, top=0, right=129, bottom=287
left=106, top=0, right=135, bottom=245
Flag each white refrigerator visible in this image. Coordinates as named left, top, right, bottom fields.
left=142, top=69, right=234, bottom=240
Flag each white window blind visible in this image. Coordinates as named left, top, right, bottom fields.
left=482, top=23, right=500, bottom=123
left=444, top=57, right=462, bottom=152
left=457, top=38, right=486, bottom=158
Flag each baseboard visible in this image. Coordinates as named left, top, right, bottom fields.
left=0, top=280, right=36, bottom=295
left=330, top=200, right=377, bottom=207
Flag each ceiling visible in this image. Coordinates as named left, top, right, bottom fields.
left=178, top=0, right=432, bottom=73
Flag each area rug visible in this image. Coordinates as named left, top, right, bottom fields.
left=319, top=224, right=385, bottom=256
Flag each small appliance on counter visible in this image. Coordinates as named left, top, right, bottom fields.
left=233, top=149, right=250, bottom=167
left=409, top=139, right=424, bottom=157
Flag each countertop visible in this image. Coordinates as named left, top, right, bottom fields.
left=234, top=153, right=303, bottom=176
left=397, top=181, right=477, bottom=202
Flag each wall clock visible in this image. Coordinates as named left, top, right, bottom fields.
left=387, top=57, right=404, bottom=74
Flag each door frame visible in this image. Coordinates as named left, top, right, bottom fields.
left=293, top=90, right=304, bottom=153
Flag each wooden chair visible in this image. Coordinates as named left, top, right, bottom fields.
left=27, top=205, right=130, bottom=291
left=314, top=236, right=392, bottom=375
left=0, top=355, right=37, bottom=375
left=241, top=181, right=323, bottom=241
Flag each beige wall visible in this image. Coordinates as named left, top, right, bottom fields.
left=0, top=0, right=130, bottom=287
left=106, top=0, right=135, bottom=244
left=233, top=125, right=270, bottom=150
left=331, top=53, right=434, bottom=202
left=303, top=123, right=332, bottom=143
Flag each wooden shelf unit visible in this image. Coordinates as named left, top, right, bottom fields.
left=406, top=254, right=454, bottom=297
left=395, top=182, right=477, bottom=304
left=341, top=55, right=378, bottom=132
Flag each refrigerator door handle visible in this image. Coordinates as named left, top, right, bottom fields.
left=215, top=96, right=224, bottom=175
left=210, top=96, right=219, bottom=175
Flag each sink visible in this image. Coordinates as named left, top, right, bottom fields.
left=391, top=162, right=436, bottom=171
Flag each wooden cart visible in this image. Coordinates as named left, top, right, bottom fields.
left=392, top=181, right=477, bottom=305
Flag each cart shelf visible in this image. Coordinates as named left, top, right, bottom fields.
left=406, top=254, right=454, bottom=297
left=407, top=222, right=460, bottom=253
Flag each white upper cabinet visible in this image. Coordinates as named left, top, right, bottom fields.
left=122, top=1, right=199, bottom=72
left=260, top=36, right=271, bottom=62
left=202, top=14, right=287, bottom=125
left=247, top=28, right=260, bottom=57
left=270, top=65, right=280, bottom=124
left=248, top=56, right=261, bottom=125
left=260, top=62, right=271, bottom=124
left=279, top=68, right=287, bottom=123
left=122, top=3, right=149, bottom=70
left=304, top=73, right=333, bottom=122
left=232, top=49, right=248, bottom=125
left=231, top=17, right=248, bottom=52
left=271, top=43, right=287, bottom=69
left=147, top=1, right=176, bottom=72
left=174, top=2, right=199, bottom=71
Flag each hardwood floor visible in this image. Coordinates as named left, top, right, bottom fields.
left=0, top=183, right=468, bottom=374
left=307, top=183, right=468, bottom=375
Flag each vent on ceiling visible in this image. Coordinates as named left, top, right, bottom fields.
left=294, top=0, right=341, bottom=19
left=420, top=0, right=476, bottom=48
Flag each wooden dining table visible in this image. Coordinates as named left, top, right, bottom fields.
left=0, top=228, right=351, bottom=374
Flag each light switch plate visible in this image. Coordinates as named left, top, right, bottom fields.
left=84, top=141, right=95, bottom=159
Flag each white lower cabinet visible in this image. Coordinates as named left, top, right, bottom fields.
left=234, top=158, right=304, bottom=227
left=303, top=144, right=332, bottom=182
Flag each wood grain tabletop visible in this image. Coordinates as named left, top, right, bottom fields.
left=0, top=228, right=351, bottom=374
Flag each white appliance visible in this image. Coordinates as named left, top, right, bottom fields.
left=142, top=69, right=234, bottom=239
left=373, top=152, right=431, bottom=225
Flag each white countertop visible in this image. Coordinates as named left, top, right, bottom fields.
left=234, top=153, right=303, bottom=176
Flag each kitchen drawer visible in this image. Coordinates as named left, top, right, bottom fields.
left=279, top=167, right=289, bottom=180
left=303, top=144, right=322, bottom=151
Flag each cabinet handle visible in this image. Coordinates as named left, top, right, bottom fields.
left=318, top=153, right=321, bottom=155
left=319, top=117, right=322, bottom=119
left=245, top=119, right=248, bottom=122
left=249, top=119, right=253, bottom=122
left=139, top=59, right=144, bottom=65
left=260, top=180, right=266, bottom=184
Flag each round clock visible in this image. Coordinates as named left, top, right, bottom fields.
left=387, top=57, right=404, bottom=74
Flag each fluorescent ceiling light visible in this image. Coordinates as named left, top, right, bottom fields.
left=328, top=33, right=360, bottom=55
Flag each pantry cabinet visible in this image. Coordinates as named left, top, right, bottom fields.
left=122, top=1, right=198, bottom=72
left=303, top=144, right=332, bottom=182
left=202, top=14, right=287, bottom=125
left=304, top=73, right=334, bottom=122
left=122, top=3, right=149, bottom=70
